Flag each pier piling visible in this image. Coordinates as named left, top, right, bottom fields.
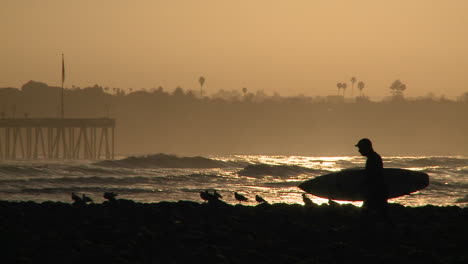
left=0, top=118, right=115, bottom=160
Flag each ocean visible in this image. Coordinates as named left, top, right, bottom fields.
left=0, top=154, right=466, bottom=207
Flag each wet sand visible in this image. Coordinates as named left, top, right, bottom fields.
left=1, top=200, right=467, bottom=263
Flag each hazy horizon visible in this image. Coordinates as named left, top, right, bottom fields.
left=2, top=1, right=468, bottom=99
left=1, top=80, right=467, bottom=157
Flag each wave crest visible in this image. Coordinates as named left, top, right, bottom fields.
left=455, top=194, right=468, bottom=203
left=238, top=164, right=322, bottom=177
left=385, top=157, right=468, bottom=168
left=95, top=153, right=243, bottom=168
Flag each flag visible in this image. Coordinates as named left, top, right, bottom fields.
left=61, top=54, right=65, bottom=84
left=61, top=53, right=65, bottom=118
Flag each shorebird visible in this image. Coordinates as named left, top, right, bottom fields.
left=213, top=190, right=223, bottom=199
left=82, top=194, right=93, bottom=204
left=328, top=199, right=339, bottom=208
left=255, top=195, right=267, bottom=204
left=200, top=190, right=212, bottom=203
left=103, top=192, right=118, bottom=202
left=200, top=190, right=223, bottom=203
left=234, top=192, right=248, bottom=203
left=71, top=192, right=83, bottom=205
left=302, top=193, right=315, bottom=207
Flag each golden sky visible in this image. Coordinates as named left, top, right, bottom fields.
left=1, top=0, right=468, bottom=99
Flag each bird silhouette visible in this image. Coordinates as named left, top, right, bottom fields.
left=71, top=192, right=83, bottom=205
left=213, top=190, right=223, bottom=199
left=234, top=192, right=248, bottom=203
left=103, top=192, right=118, bottom=202
left=328, top=199, right=339, bottom=208
left=82, top=194, right=93, bottom=204
left=302, top=193, right=316, bottom=207
left=200, top=190, right=212, bottom=203
left=200, top=190, right=224, bottom=204
left=255, top=195, right=267, bottom=204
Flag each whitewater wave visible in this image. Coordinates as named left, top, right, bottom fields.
left=0, top=163, right=137, bottom=178
left=385, top=156, right=468, bottom=169
left=0, top=155, right=465, bottom=206
left=238, top=164, right=324, bottom=177
left=261, top=181, right=304, bottom=188
left=0, top=176, right=153, bottom=185
left=427, top=180, right=468, bottom=190
left=67, top=165, right=133, bottom=175
left=95, top=153, right=245, bottom=168
left=0, top=173, right=227, bottom=187
left=0, top=165, right=49, bottom=176
left=455, top=194, right=468, bottom=203
left=18, top=187, right=161, bottom=194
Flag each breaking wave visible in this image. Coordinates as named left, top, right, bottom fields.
left=238, top=164, right=324, bottom=177
left=0, top=155, right=466, bottom=206
left=0, top=165, right=49, bottom=176
left=0, top=176, right=153, bottom=185
left=0, top=173, right=226, bottom=187
left=19, top=187, right=161, bottom=194
left=385, top=156, right=468, bottom=169
left=95, top=153, right=245, bottom=168
left=455, top=194, right=468, bottom=203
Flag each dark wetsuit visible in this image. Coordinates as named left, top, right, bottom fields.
left=363, top=151, right=388, bottom=213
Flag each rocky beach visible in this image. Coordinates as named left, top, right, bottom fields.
left=1, top=200, right=467, bottom=263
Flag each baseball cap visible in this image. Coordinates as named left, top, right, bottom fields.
left=355, top=138, right=372, bottom=148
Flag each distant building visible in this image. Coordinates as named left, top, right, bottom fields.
left=355, top=96, right=371, bottom=103
left=326, top=95, right=344, bottom=104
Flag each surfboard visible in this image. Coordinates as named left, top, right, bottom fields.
left=298, top=168, right=429, bottom=201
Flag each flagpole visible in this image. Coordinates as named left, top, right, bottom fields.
left=61, top=53, right=65, bottom=119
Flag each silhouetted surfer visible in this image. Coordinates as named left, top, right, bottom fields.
left=355, top=138, right=388, bottom=219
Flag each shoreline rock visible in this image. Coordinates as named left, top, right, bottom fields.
left=1, top=200, right=467, bottom=263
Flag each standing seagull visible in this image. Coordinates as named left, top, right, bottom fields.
left=82, top=194, right=93, bottom=204
left=328, top=199, right=339, bottom=208
left=302, top=193, right=316, bottom=207
left=200, top=190, right=212, bottom=203
left=213, top=190, right=223, bottom=200
left=103, top=192, right=118, bottom=202
left=71, top=192, right=83, bottom=205
left=234, top=192, right=248, bottom=203
left=255, top=195, right=267, bottom=204
left=200, top=190, right=223, bottom=204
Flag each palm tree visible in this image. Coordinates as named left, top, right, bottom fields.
left=242, top=87, right=248, bottom=97
left=350, top=77, right=356, bottom=97
left=389, top=79, right=406, bottom=98
left=336, top=83, right=342, bottom=95
left=357, top=81, right=365, bottom=97
left=341, top=83, right=347, bottom=97
left=199, top=76, right=205, bottom=97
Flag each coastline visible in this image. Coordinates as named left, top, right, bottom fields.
left=1, top=200, right=467, bottom=263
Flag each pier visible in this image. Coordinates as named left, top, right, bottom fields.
left=0, top=118, right=115, bottom=160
